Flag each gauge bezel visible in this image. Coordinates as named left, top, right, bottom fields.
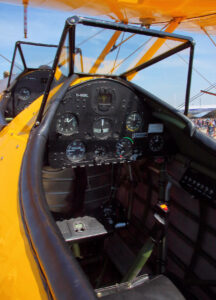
left=66, top=140, right=86, bottom=162
left=116, top=137, right=133, bottom=158
left=91, top=86, right=117, bottom=114
left=149, top=134, right=164, bottom=152
left=92, top=118, right=112, bottom=140
left=126, top=112, right=142, bottom=132
left=56, top=112, right=79, bottom=136
left=18, top=87, right=31, bottom=101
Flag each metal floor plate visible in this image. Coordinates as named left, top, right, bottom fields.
left=57, top=216, right=108, bottom=242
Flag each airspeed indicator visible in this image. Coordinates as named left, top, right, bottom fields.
left=56, top=113, right=78, bottom=136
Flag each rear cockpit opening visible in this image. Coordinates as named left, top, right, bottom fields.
left=42, top=160, right=185, bottom=299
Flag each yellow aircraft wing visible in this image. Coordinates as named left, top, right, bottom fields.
left=1, top=0, right=216, bottom=33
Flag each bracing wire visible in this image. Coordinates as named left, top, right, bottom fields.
left=109, top=32, right=125, bottom=74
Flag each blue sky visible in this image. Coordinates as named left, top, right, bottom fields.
left=0, top=2, right=216, bottom=108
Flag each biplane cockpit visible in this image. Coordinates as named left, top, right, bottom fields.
left=0, top=41, right=58, bottom=124
left=9, top=16, right=216, bottom=300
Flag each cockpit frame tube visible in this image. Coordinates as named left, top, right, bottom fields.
left=7, top=41, right=58, bottom=87
left=35, top=15, right=195, bottom=123
left=184, top=43, right=195, bottom=116
left=121, top=41, right=192, bottom=78
left=35, top=22, right=72, bottom=124
left=69, top=26, right=76, bottom=76
left=68, top=16, right=193, bottom=43
left=7, top=42, right=27, bottom=88
left=7, top=44, right=18, bottom=88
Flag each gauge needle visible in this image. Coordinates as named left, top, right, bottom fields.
left=66, top=118, right=73, bottom=123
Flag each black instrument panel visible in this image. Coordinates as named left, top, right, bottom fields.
left=6, top=69, right=51, bottom=117
left=48, top=79, right=173, bottom=168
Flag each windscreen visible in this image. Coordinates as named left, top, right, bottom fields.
left=9, top=43, right=57, bottom=84
left=74, top=23, right=185, bottom=76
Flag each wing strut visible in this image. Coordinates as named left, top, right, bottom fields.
left=23, top=0, right=29, bottom=38
left=127, top=17, right=184, bottom=81
left=89, top=31, right=121, bottom=74
left=201, top=26, right=216, bottom=48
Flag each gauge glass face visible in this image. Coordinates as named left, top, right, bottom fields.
left=56, top=113, right=78, bottom=136
left=116, top=138, right=132, bottom=158
left=149, top=135, right=164, bottom=152
left=94, top=146, right=106, bottom=158
left=93, top=118, right=111, bottom=139
left=66, top=141, right=85, bottom=162
left=18, top=87, right=31, bottom=101
left=126, top=112, right=142, bottom=132
left=97, top=91, right=112, bottom=111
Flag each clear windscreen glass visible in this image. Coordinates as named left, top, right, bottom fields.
left=74, top=23, right=185, bottom=76
left=20, top=43, right=57, bottom=69
left=130, top=44, right=190, bottom=109
left=9, top=49, right=24, bottom=84
left=9, top=43, right=58, bottom=86
left=56, top=34, right=70, bottom=78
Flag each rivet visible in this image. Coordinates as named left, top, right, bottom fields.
left=0, top=156, right=3, bottom=160
left=16, top=145, right=19, bottom=149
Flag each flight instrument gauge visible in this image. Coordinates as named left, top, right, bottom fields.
left=94, top=146, right=106, bottom=158
left=93, top=118, right=111, bottom=139
left=126, top=112, right=142, bottom=132
left=116, top=138, right=133, bottom=158
left=56, top=113, right=78, bottom=136
left=18, top=87, right=31, bottom=101
left=66, top=141, right=85, bottom=162
left=149, top=135, right=164, bottom=152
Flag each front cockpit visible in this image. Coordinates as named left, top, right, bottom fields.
left=18, top=16, right=216, bottom=300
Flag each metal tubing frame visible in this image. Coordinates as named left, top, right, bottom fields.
left=184, top=43, right=194, bottom=116
left=122, top=41, right=192, bottom=78
left=7, top=44, right=18, bottom=88
left=36, top=22, right=72, bottom=124
left=67, top=16, right=193, bottom=43
left=36, top=15, right=195, bottom=122
left=7, top=41, right=58, bottom=87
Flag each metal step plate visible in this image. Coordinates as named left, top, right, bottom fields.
left=57, top=216, right=108, bottom=242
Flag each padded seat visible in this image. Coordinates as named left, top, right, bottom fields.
left=98, top=275, right=185, bottom=300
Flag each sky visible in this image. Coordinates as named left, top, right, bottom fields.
left=0, top=2, right=216, bottom=108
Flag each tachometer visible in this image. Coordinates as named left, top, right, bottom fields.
left=66, top=141, right=85, bottom=162
left=56, top=113, right=78, bottom=136
left=93, top=118, right=111, bottom=139
left=116, top=138, right=133, bottom=158
left=126, top=112, right=142, bottom=132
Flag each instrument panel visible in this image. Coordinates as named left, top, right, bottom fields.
left=48, top=79, right=174, bottom=168
left=6, top=69, right=52, bottom=117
